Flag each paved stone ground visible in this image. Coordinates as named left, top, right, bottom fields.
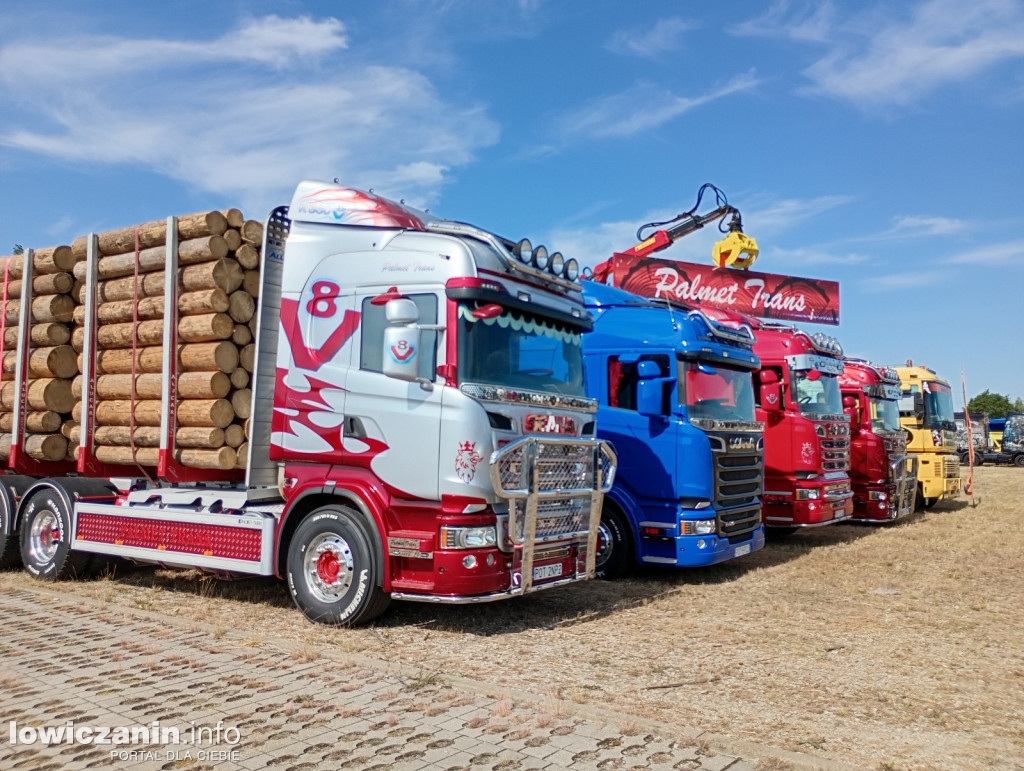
left=0, top=584, right=852, bottom=771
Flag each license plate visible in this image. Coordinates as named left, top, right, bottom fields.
left=734, top=543, right=751, bottom=557
left=532, top=563, right=563, bottom=581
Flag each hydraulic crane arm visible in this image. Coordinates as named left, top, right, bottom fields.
left=590, top=183, right=758, bottom=284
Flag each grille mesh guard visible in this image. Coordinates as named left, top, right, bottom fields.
left=490, top=436, right=616, bottom=592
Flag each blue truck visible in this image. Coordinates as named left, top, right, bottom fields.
left=581, top=282, right=765, bottom=577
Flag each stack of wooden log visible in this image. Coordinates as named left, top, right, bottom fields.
left=0, top=247, right=79, bottom=462
left=62, top=208, right=261, bottom=472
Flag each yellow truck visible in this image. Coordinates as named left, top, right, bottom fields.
left=896, top=364, right=962, bottom=508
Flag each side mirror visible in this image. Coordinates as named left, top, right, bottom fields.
left=760, top=382, right=782, bottom=413
left=913, top=392, right=924, bottom=415
left=382, top=298, right=422, bottom=382
left=635, top=360, right=668, bottom=417
left=385, top=298, right=419, bottom=324
left=382, top=326, right=422, bottom=381
left=843, top=395, right=859, bottom=433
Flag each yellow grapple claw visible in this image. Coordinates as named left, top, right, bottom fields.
left=712, top=231, right=759, bottom=269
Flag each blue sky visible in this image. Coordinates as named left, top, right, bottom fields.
left=1, top=0, right=1022, bottom=402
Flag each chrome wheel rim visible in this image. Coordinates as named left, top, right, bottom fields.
left=304, top=532, right=354, bottom=603
left=595, top=520, right=614, bottom=569
left=28, top=508, right=61, bottom=565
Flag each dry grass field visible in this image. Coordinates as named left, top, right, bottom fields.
left=2, top=465, right=1022, bottom=769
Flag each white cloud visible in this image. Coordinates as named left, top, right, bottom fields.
left=607, top=17, right=696, bottom=57
left=941, top=239, right=1024, bottom=264
left=733, top=0, right=1024, bottom=108
left=891, top=215, right=967, bottom=236
left=730, top=0, right=837, bottom=43
left=0, top=16, right=498, bottom=211
left=560, top=72, right=759, bottom=138
left=743, top=195, right=853, bottom=234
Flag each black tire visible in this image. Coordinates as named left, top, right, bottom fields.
left=19, top=487, right=90, bottom=580
left=1014, top=455, right=1024, bottom=468
left=594, top=504, right=631, bottom=579
left=286, top=506, right=390, bottom=626
left=767, top=526, right=799, bottom=537
left=0, top=499, right=20, bottom=570
left=0, top=530, right=20, bottom=570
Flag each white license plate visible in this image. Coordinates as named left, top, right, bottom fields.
left=532, top=563, right=563, bottom=581
left=734, top=543, right=751, bottom=557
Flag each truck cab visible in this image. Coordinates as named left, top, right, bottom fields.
left=746, top=322, right=854, bottom=531
left=895, top=364, right=961, bottom=508
left=980, top=413, right=1024, bottom=466
left=581, top=283, right=764, bottom=576
left=839, top=359, right=917, bottom=521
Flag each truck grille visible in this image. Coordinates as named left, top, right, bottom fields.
left=533, top=497, right=590, bottom=541
left=715, top=453, right=763, bottom=503
left=494, top=440, right=614, bottom=497
left=821, top=422, right=850, bottom=472
left=942, top=454, right=960, bottom=478
left=709, top=433, right=763, bottom=539
left=718, top=504, right=761, bottom=540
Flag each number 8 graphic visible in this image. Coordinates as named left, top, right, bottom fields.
left=306, top=280, right=341, bottom=318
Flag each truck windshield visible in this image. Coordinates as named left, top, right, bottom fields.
left=922, top=381, right=956, bottom=430
left=869, top=397, right=901, bottom=432
left=679, top=360, right=755, bottom=421
left=791, top=370, right=843, bottom=415
left=456, top=304, right=585, bottom=396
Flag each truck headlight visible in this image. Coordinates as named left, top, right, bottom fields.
left=440, top=526, right=497, bottom=550
left=795, top=489, right=821, bottom=500
left=682, top=519, right=716, bottom=535
left=868, top=491, right=889, bottom=501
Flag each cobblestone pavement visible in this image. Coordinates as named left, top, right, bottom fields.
left=0, top=584, right=851, bottom=771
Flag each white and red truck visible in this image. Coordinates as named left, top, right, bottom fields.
left=0, top=181, right=616, bottom=625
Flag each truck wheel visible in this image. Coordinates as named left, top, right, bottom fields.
left=19, top=488, right=90, bottom=580
left=1014, top=455, right=1024, bottom=468
left=286, top=506, right=390, bottom=626
left=594, top=505, right=631, bottom=579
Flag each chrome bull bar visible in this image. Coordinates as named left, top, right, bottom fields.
left=890, top=454, right=918, bottom=519
left=490, top=436, right=617, bottom=593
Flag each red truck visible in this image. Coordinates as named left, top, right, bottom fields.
left=839, top=359, right=917, bottom=521
left=737, top=319, right=853, bottom=532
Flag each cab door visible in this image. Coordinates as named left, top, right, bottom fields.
left=344, top=290, right=444, bottom=500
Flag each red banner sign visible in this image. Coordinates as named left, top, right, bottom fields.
left=606, top=253, right=840, bottom=325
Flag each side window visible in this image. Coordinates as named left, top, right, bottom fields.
left=607, top=355, right=671, bottom=413
left=360, top=293, right=438, bottom=380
